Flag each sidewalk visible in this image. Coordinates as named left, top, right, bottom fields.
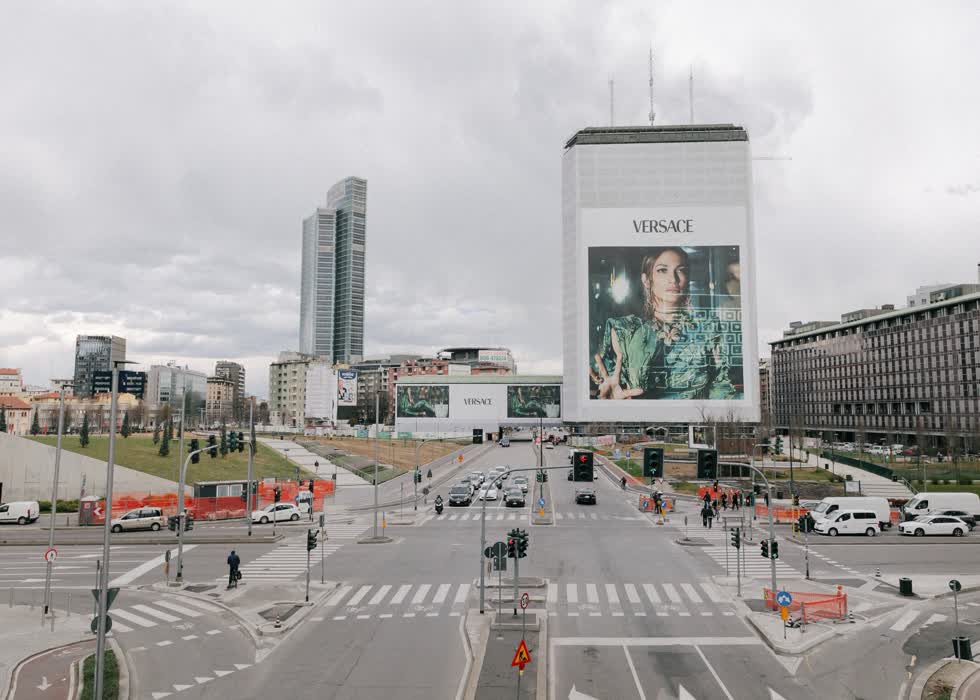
left=0, top=605, right=91, bottom=698
left=258, top=437, right=371, bottom=487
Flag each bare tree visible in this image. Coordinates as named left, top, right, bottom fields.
left=130, top=401, right=146, bottom=431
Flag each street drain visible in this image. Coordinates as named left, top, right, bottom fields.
left=259, top=604, right=303, bottom=622
left=185, top=584, right=216, bottom=593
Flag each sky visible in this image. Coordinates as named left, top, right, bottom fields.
left=2, top=1, right=978, bottom=398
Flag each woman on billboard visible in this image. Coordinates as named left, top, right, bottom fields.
left=589, top=246, right=740, bottom=400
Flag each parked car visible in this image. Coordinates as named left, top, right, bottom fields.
left=477, top=486, right=498, bottom=501
left=111, top=507, right=166, bottom=533
left=512, top=476, right=529, bottom=493
left=928, top=510, right=977, bottom=529
left=901, top=493, right=980, bottom=522
left=900, top=515, right=970, bottom=537
left=809, top=497, right=892, bottom=530
left=575, top=487, right=597, bottom=505
left=448, top=485, right=472, bottom=507
left=0, top=501, right=40, bottom=525
left=813, top=509, right=880, bottom=537
left=251, top=503, right=302, bottom=524
left=504, top=488, right=525, bottom=507
left=499, top=437, right=510, bottom=447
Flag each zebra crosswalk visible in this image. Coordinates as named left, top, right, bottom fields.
left=315, top=581, right=473, bottom=621
left=419, top=511, right=644, bottom=524
left=107, top=595, right=225, bottom=634
left=674, top=524, right=800, bottom=577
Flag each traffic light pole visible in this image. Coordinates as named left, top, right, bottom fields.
left=247, top=404, right=255, bottom=537
left=750, top=445, right=778, bottom=595
left=43, top=382, right=70, bottom=616
left=513, top=536, right=520, bottom=617
left=175, top=383, right=188, bottom=583
left=305, top=539, right=311, bottom=603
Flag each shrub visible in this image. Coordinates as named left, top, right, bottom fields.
left=37, top=499, right=81, bottom=513
left=959, top=478, right=972, bottom=485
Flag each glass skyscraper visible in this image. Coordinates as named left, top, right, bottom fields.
left=300, top=176, right=367, bottom=364
left=73, top=335, right=126, bottom=397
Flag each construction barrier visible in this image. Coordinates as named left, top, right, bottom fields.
left=80, top=479, right=336, bottom=525
left=763, top=587, right=847, bottom=622
left=754, top=505, right=811, bottom=524
left=638, top=495, right=675, bottom=513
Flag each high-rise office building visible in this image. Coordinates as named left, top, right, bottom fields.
left=73, top=335, right=126, bottom=397
left=299, top=176, right=367, bottom=364
left=214, top=360, right=246, bottom=419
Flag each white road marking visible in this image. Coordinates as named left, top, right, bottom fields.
left=624, top=584, right=641, bottom=605
left=643, top=584, right=661, bottom=605
left=890, top=609, right=920, bottom=632
left=412, top=584, right=432, bottom=605
left=680, top=584, right=703, bottom=604
left=695, top=645, right=735, bottom=700
left=454, top=584, right=470, bottom=604
left=391, top=584, right=412, bottom=605
left=433, top=583, right=451, bottom=605
left=566, top=584, right=578, bottom=604
left=623, top=646, right=647, bottom=700
left=113, top=609, right=157, bottom=627
left=551, top=636, right=761, bottom=646
left=547, top=582, right=557, bottom=604
left=110, top=545, right=197, bottom=587
left=586, top=584, right=599, bottom=604
left=662, top=583, right=682, bottom=604
left=156, top=640, right=173, bottom=647
left=154, top=600, right=202, bottom=618
left=132, top=604, right=180, bottom=623
left=605, top=584, right=620, bottom=604
left=368, top=585, right=392, bottom=606
left=346, top=585, right=372, bottom=606
left=325, top=585, right=353, bottom=606
left=174, top=597, right=223, bottom=614
left=699, top=582, right=726, bottom=603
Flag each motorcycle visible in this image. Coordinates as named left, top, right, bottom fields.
left=434, top=497, right=444, bottom=515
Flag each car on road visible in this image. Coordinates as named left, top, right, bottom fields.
left=575, top=487, right=597, bottom=505
left=110, top=507, right=166, bottom=533
left=499, top=437, right=510, bottom=447
left=448, top=485, right=473, bottom=506
left=545, top=442, right=554, bottom=449
left=512, top=476, right=529, bottom=493
left=813, top=509, right=880, bottom=537
left=0, top=501, right=40, bottom=525
left=459, top=477, right=476, bottom=495
left=504, top=488, right=525, bottom=507
left=251, top=503, right=302, bottom=524
left=469, top=471, right=486, bottom=486
left=900, top=514, right=971, bottom=537
left=810, top=496, right=892, bottom=530
left=928, top=510, right=977, bottom=530
left=477, top=486, right=498, bottom=501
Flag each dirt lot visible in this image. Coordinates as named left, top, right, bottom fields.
left=302, top=436, right=467, bottom=471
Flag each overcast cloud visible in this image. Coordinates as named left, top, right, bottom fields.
left=2, top=1, right=978, bottom=397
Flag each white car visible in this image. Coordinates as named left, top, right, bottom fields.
left=813, top=509, right=880, bottom=537
left=478, top=486, right=499, bottom=501
left=251, top=504, right=302, bottom=524
left=899, top=515, right=970, bottom=537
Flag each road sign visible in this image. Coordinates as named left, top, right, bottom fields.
left=950, top=579, right=962, bottom=592
left=91, top=370, right=147, bottom=398
left=491, top=541, right=508, bottom=558
left=484, top=546, right=493, bottom=559
left=91, top=587, right=120, bottom=611
left=91, top=615, right=113, bottom=634
left=779, top=606, right=789, bottom=622
left=511, top=638, right=531, bottom=670
left=520, top=592, right=530, bottom=609
left=43, top=548, right=57, bottom=563
left=775, top=591, right=793, bottom=607
left=538, top=497, right=545, bottom=507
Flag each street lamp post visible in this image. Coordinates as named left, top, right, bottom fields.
left=175, top=382, right=189, bottom=583
left=246, top=401, right=255, bottom=537
left=42, top=380, right=73, bottom=615
left=752, top=443, right=778, bottom=595
left=373, top=390, right=379, bottom=539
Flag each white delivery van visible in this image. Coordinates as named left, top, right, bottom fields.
left=809, top=497, right=892, bottom=529
left=813, top=509, right=881, bottom=537
left=901, top=493, right=980, bottom=521
left=0, top=501, right=40, bottom=525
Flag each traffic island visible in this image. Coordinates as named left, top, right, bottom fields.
left=530, top=479, right=553, bottom=526
left=910, top=657, right=980, bottom=700
left=474, top=621, right=538, bottom=699
left=744, top=611, right=838, bottom=656
left=357, top=534, right=394, bottom=544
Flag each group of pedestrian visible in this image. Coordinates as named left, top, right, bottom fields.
left=700, top=486, right=747, bottom=529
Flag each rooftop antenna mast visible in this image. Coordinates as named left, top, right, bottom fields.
left=689, top=66, right=694, bottom=123
left=648, top=47, right=656, bottom=125
left=609, top=77, right=615, bottom=126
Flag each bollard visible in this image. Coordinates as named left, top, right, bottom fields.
left=275, top=615, right=282, bottom=629
left=67, top=593, right=72, bottom=617
left=875, top=568, right=881, bottom=578
left=848, top=611, right=855, bottom=624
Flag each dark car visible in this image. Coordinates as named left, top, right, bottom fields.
left=936, top=510, right=977, bottom=529
left=448, top=486, right=472, bottom=507
left=504, top=488, right=525, bottom=507
left=575, top=487, right=597, bottom=505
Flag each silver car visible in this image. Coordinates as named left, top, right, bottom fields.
left=111, top=507, right=166, bottom=533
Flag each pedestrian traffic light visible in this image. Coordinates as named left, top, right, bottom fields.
left=541, top=469, right=548, bottom=482
left=237, top=431, right=245, bottom=452
left=771, top=540, right=779, bottom=560
left=229, top=431, right=238, bottom=452
left=207, top=434, right=218, bottom=458
left=308, top=478, right=315, bottom=494
left=696, top=449, right=718, bottom=479
left=190, top=438, right=200, bottom=464
left=573, top=452, right=594, bottom=481
left=507, top=538, right=516, bottom=558
left=273, top=486, right=282, bottom=503
left=761, top=540, right=769, bottom=559
left=730, top=528, right=741, bottom=549
left=306, top=529, right=318, bottom=551
left=643, top=448, right=664, bottom=479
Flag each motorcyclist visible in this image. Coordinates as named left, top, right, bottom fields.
left=434, top=494, right=444, bottom=513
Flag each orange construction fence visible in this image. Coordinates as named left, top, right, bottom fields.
left=763, top=587, right=847, bottom=622
left=82, top=479, right=336, bottom=524
left=638, top=495, right=675, bottom=513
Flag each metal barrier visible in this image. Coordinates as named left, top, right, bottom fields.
left=764, top=587, right=847, bottom=622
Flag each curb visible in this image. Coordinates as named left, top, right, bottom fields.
left=952, top=660, right=980, bottom=699
left=786, top=535, right=980, bottom=546
left=908, top=657, right=954, bottom=700
left=674, top=538, right=712, bottom=547
left=4, top=639, right=92, bottom=700
left=461, top=610, right=491, bottom=700
left=0, top=535, right=283, bottom=547
left=108, top=637, right=130, bottom=700
left=253, top=583, right=339, bottom=638
left=744, top=612, right=837, bottom=655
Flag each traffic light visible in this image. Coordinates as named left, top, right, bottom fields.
left=541, top=469, right=548, bottom=482
left=753, top=483, right=761, bottom=495
left=273, top=486, right=282, bottom=503
left=573, top=452, right=594, bottom=481
left=308, top=478, right=316, bottom=494
left=307, top=529, right=318, bottom=551
left=237, top=431, right=245, bottom=452
left=761, top=540, right=769, bottom=559
left=229, top=431, right=238, bottom=452
left=207, top=434, right=218, bottom=458
left=507, top=538, right=516, bottom=559
left=643, top=448, right=664, bottom=479
left=696, top=449, right=718, bottom=480
left=771, top=540, right=779, bottom=560
left=517, top=532, right=528, bottom=559
left=414, top=469, right=422, bottom=484
left=730, top=528, right=741, bottom=549
left=190, top=438, right=200, bottom=464
left=774, top=436, right=783, bottom=455
left=792, top=494, right=800, bottom=507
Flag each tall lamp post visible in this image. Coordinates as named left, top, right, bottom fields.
left=42, top=380, right=73, bottom=615
left=752, top=443, right=779, bottom=595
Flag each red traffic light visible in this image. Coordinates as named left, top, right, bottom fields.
left=579, top=455, right=587, bottom=463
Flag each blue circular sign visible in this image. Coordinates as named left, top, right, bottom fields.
left=776, top=591, right=793, bottom=607
left=538, top=498, right=545, bottom=507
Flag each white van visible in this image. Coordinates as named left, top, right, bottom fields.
left=809, top=497, right=892, bottom=529
left=901, top=493, right=980, bottom=521
left=813, top=509, right=881, bottom=537
left=0, top=501, right=40, bottom=525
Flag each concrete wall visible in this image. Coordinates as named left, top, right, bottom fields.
left=0, top=433, right=184, bottom=502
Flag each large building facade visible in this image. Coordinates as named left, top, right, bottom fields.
left=771, top=289, right=980, bottom=449
left=214, top=361, right=246, bottom=419
left=299, top=176, right=367, bottom=364
left=73, top=335, right=126, bottom=398
left=144, top=363, right=207, bottom=422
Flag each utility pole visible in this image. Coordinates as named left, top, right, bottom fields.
left=93, top=363, right=124, bottom=699
left=246, top=401, right=254, bottom=537
left=373, top=390, right=379, bottom=538
left=43, top=381, right=72, bottom=615
left=175, top=382, right=189, bottom=583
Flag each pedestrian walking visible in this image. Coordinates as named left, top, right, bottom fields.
left=720, top=492, right=728, bottom=510
left=702, top=491, right=711, bottom=509
left=706, top=507, right=714, bottom=529
left=226, top=549, right=241, bottom=589
left=701, top=504, right=710, bottom=527
left=763, top=490, right=770, bottom=507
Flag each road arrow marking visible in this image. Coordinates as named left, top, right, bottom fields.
left=234, top=663, right=252, bottom=670
left=151, top=693, right=172, bottom=699
left=37, top=676, right=51, bottom=691
left=195, top=676, right=213, bottom=684
left=569, top=684, right=601, bottom=700
left=214, top=670, right=233, bottom=677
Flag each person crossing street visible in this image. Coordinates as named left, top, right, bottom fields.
left=227, top=549, right=241, bottom=589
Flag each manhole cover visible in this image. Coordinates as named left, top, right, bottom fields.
left=185, top=584, right=216, bottom=593
left=259, top=604, right=302, bottom=622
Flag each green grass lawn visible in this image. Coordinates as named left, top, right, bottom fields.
left=29, top=434, right=309, bottom=484
left=81, top=649, right=118, bottom=700
left=912, top=483, right=980, bottom=496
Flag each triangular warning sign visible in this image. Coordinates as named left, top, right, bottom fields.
left=511, top=639, right=531, bottom=668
